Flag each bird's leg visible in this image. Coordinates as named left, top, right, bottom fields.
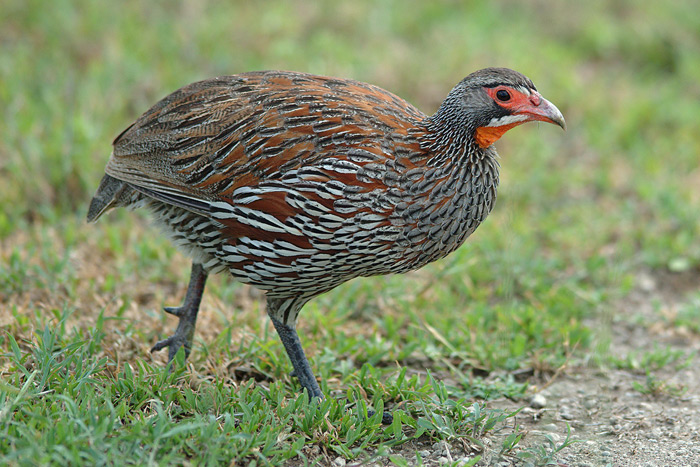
left=151, top=262, right=208, bottom=364
left=269, top=314, right=393, bottom=424
left=269, top=316, right=323, bottom=399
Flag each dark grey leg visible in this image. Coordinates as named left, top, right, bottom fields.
left=269, top=316, right=323, bottom=399
left=151, top=262, right=208, bottom=363
left=269, top=315, right=393, bottom=424
left=267, top=298, right=392, bottom=424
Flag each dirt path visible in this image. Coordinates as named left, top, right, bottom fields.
left=490, top=269, right=700, bottom=466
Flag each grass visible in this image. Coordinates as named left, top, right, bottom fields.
left=3, top=308, right=525, bottom=465
left=2, top=0, right=700, bottom=465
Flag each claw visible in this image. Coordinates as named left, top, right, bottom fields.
left=151, top=336, right=175, bottom=353
left=164, top=306, right=184, bottom=317
left=150, top=333, right=191, bottom=366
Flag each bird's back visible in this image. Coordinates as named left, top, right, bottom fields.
left=104, top=71, right=427, bottom=199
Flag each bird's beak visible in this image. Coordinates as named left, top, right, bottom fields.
left=520, top=93, right=566, bottom=130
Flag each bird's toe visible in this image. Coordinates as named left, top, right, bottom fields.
left=151, top=336, right=175, bottom=353
left=163, top=306, right=184, bottom=317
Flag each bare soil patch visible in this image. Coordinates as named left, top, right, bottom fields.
left=473, top=269, right=700, bottom=467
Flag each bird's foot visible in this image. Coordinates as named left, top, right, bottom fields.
left=150, top=263, right=207, bottom=367
left=150, top=308, right=194, bottom=364
left=367, top=409, right=394, bottom=425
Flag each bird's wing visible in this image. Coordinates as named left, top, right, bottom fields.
left=105, top=71, right=426, bottom=218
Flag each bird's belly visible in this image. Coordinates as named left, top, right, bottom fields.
left=146, top=199, right=400, bottom=295
left=218, top=227, right=404, bottom=296
left=145, top=180, right=494, bottom=297
left=146, top=201, right=229, bottom=274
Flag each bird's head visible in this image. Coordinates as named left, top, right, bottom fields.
left=435, top=67, right=566, bottom=148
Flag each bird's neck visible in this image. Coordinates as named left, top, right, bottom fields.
left=420, top=111, right=500, bottom=215
left=385, top=114, right=500, bottom=272
left=419, top=112, right=496, bottom=173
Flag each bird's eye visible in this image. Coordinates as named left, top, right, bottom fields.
left=496, top=89, right=511, bottom=102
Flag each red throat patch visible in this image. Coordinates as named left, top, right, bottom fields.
left=474, top=121, right=523, bottom=148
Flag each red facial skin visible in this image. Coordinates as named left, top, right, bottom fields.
left=475, top=85, right=565, bottom=148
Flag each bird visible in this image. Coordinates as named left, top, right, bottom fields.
left=88, top=68, right=565, bottom=408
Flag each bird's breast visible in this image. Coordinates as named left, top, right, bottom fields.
left=385, top=152, right=501, bottom=273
